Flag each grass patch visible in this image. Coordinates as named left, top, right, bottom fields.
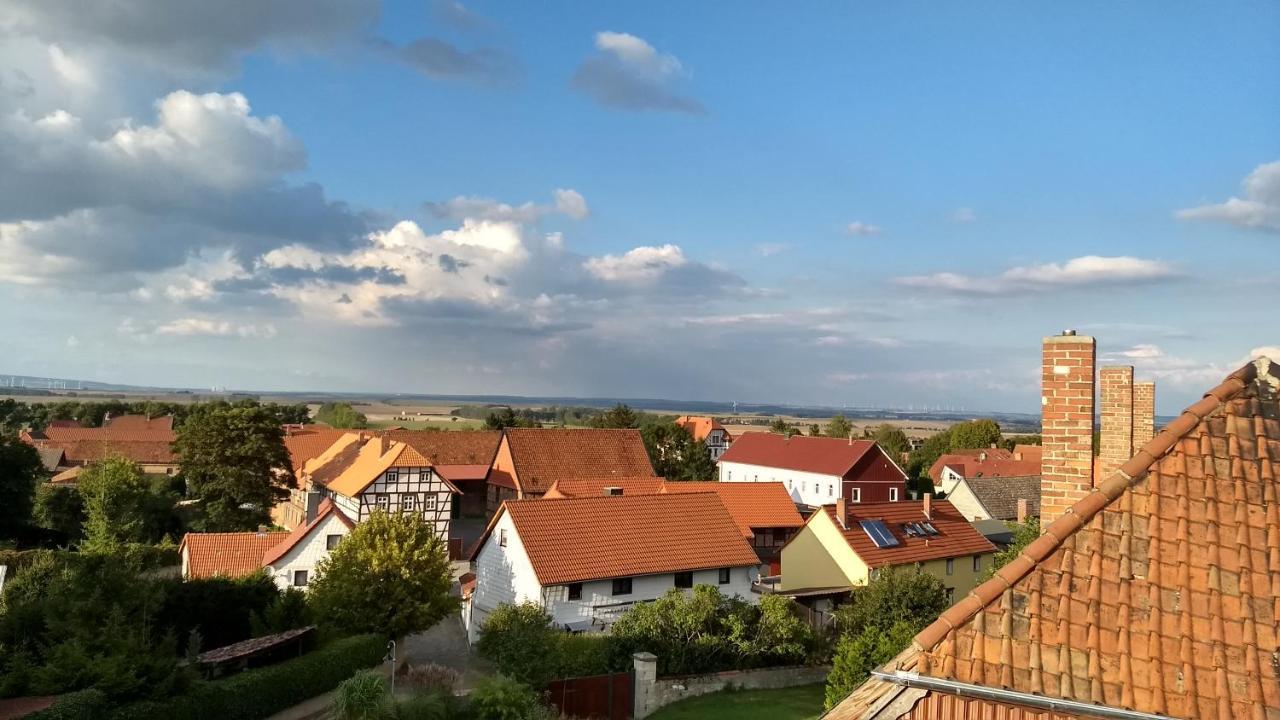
left=647, top=683, right=825, bottom=720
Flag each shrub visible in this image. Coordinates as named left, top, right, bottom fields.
left=23, top=689, right=109, bottom=720
left=388, top=691, right=465, bottom=720
left=468, top=676, right=551, bottom=720
left=154, top=572, right=280, bottom=651
left=332, top=670, right=390, bottom=720
left=823, top=621, right=915, bottom=710
left=832, top=567, right=948, bottom=637
left=105, top=633, right=387, bottom=720
left=401, top=663, right=461, bottom=695
left=476, top=603, right=557, bottom=686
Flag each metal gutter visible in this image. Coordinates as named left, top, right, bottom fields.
left=870, top=671, right=1177, bottom=720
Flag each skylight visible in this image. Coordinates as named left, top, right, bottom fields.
left=860, top=519, right=900, bottom=548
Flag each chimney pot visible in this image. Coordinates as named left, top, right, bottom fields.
left=1062, top=329, right=1076, bottom=336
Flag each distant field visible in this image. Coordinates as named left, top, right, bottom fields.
left=366, top=417, right=484, bottom=430
left=721, top=416, right=955, bottom=440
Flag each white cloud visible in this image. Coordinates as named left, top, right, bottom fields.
left=153, top=317, right=277, bottom=338
left=754, top=243, right=788, bottom=257
left=1250, top=346, right=1280, bottom=362
left=828, top=372, right=869, bottom=384
left=1112, top=343, right=1164, bottom=359
left=426, top=189, right=589, bottom=224
left=845, top=221, right=881, bottom=236
left=65, top=335, right=80, bottom=348
left=583, top=244, right=687, bottom=283
left=572, top=32, right=703, bottom=113
left=1176, top=160, right=1280, bottom=233
left=48, top=45, right=92, bottom=87
left=553, top=188, right=589, bottom=219
left=895, top=256, right=1182, bottom=295
left=950, top=207, right=977, bottom=223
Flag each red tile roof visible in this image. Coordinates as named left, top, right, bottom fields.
left=543, top=476, right=667, bottom=499
left=503, top=428, right=655, bottom=495
left=282, top=427, right=349, bottom=474
left=179, top=531, right=287, bottom=579
left=817, top=500, right=995, bottom=567
left=434, top=464, right=493, bottom=483
left=928, top=448, right=1042, bottom=484
left=661, top=481, right=804, bottom=536
left=383, top=430, right=501, bottom=466
left=832, top=357, right=1280, bottom=720
left=718, top=433, right=880, bottom=478
left=25, top=419, right=179, bottom=466
left=102, top=414, right=174, bottom=431
left=262, top=498, right=354, bottom=566
left=673, top=415, right=732, bottom=442
left=476, top=493, right=761, bottom=585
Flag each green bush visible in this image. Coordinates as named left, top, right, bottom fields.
left=477, top=603, right=621, bottom=686
left=824, top=621, right=915, bottom=710
left=106, top=633, right=387, bottom=720
left=22, top=689, right=109, bottom=720
left=154, top=572, right=280, bottom=651
left=468, top=675, right=551, bottom=720
left=331, top=670, right=390, bottom=720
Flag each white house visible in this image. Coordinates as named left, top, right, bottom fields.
left=717, top=433, right=908, bottom=508
left=303, top=433, right=459, bottom=540
left=466, top=492, right=762, bottom=643
left=673, top=416, right=734, bottom=461
left=262, top=499, right=355, bottom=590
left=941, top=474, right=1041, bottom=523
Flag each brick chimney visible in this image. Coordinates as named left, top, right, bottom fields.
left=1041, top=331, right=1096, bottom=522
left=1133, top=381, right=1156, bottom=446
left=922, top=493, right=932, bottom=521
left=835, top=498, right=848, bottom=529
left=1098, top=365, right=1134, bottom=479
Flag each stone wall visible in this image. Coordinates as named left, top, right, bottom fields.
left=631, top=652, right=829, bottom=718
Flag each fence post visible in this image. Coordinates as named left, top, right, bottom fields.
left=632, top=652, right=657, bottom=719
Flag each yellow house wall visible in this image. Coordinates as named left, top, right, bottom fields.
left=780, top=510, right=996, bottom=598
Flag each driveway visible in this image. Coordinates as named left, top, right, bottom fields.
left=402, top=614, right=492, bottom=691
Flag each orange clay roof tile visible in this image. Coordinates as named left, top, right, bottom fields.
left=180, top=531, right=288, bottom=579
left=542, top=476, right=667, bottom=499
left=831, top=357, right=1280, bottom=720
left=817, top=499, right=996, bottom=566
left=673, top=415, right=732, bottom=442
left=718, top=433, right=881, bottom=477
left=477, top=493, right=761, bottom=586
left=503, top=428, right=655, bottom=495
left=660, top=481, right=804, bottom=536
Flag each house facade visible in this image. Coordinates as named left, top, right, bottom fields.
left=262, top=499, right=354, bottom=591
left=673, top=415, right=734, bottom=461
left=466, top=492, right=760, bottom=643
left=717, top=433, right=908, bottom=508
left=943, top=474, right=1040, bottom=522
left=929, top=447, right=1040, bottom=495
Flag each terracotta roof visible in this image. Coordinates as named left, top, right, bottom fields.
left=26, top=421, right=179, bottom=466
left=718, top=433, right=878, bottom=477
left=959, top=475, right=1042, bottom=521
left=179, top=531, right=287, bottom=579
left=543, top=476, right=667, bottom=499
left=503, top=428, right=655, bottom=495
left=303, top=433, right=459, bottom=498
left=832, top=357, right=1280, bottom=720
left=383, top=430, right=501, bottom=465
left=929, top=448, right=1041, bottom=484
left=434, top=464, right=492, bottom=483
left=282, top=427, right=349, bottom=474
left=661, top=481, right=804, bottom=536
left=1012, top=443, right=1043, bottom=464
left=475, top=493, right=761, bottom=585
left=262, top=498, right=354, bottom=566
left=488, top=468, right=517, bottom=490
left=816, top=500, right=995, bottom=567
left=673, top=415, right=732, bottom=442
left=102, top=414, right=174, bottom=431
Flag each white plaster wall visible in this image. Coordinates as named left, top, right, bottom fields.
left=541, top=566, right=757, bottom=629
left=940, top=480, right=991, bottom=522
left=718, top=461, right=844, bottom=507
left=265, top=513, right=351, bottom=591
left=936, top=466, right=964, bottom=495
left=469, top=510, right=543, bottom=643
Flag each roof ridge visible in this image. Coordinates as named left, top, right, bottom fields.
left=912, top=359, right=1260, bottom=652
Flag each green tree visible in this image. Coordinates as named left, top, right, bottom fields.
left=640, top=421, right=716, bottom=481
left=590, top=403, right=639, bottom=429
left=948, top=419, right=1002, bottom=450
left=768, top=418, right=799, bottom=437
left=484, top=407, right=539, bottom=430
left=1002, top=434, right=1042, bottom=451
left=825, top=414, right=854, bottom=439
left=174, top=402, right=293, bottom=532
left=824, top=621, right=916, bottom=710
left=315, top=402, right=367, bottom=429
left=33, top=483, right=85, bottom=542
left=808, top=423, right=822, bottom=437
left=985, top=517, right=1041, bottom=579
left=0, top=435, right=41, bottom=539
left=832, top=567, right=949, bottom=637
left=469, top=675, right=552, bottom=720
left=871, top=424, right=911, bottom=460
left=476, top=602, right=558, bottom=686
left=78, top=457, right=173, bottom=551
left=308, top=510, right=457, bottom=639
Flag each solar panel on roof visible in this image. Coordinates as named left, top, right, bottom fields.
left=921, top=521, right=940, bottom=536
left=859, top=519, right=900, bottom=548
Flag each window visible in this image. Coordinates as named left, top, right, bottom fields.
left=612, top=578, right=632, bottom=596
left=889, top=487, right=899, bottom=502
left=946, top=558, right=954, bottom=575
left=422, top=496, right=437, bottom=511
left=773, top=528, right=788, bottom=544
left=828, top=484, right=834, bottom=497
left=801, top=481, right=806, bottom=492
left=568, top=583, right=582, bottom=601
left=718, top=568, right=731, bottom=584
left=376, top=495, right=390, bottom=512
left=674, top=572, right=694, bottom=589
left=386, top=470, right=399, bottom=483
left=293, top=570, right=309, bottom=587
left=972, top=555, right=982, bottom=573
left=727, top=471, right=732, bottom=482
left=851, top=487, right=861, bottom=503
left=945, top=587, right=955, bottom=603
left=326, top=534, right=342, bottom=551
left=499, top=529, right=507, bottom=547
left=402, top=494, right=417, bottom=513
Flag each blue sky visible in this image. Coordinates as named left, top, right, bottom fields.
left=0, top=1, right=1276, bottom=413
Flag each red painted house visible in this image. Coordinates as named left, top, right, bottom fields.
left=716, top=432, right=908, bottom=509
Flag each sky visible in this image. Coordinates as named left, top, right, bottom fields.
left=0, top=1, right=1277, bottom=414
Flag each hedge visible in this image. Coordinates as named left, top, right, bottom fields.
left=23, top=689, right=109, bottom=720
left=105, top=634, right=387, bottom=720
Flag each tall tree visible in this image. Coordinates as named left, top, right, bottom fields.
left=315, top=402, right=367, bottom=429
left=78, top=456, right=174, bottom=551
left=174, top=403, right=293, bottom=532
left=871, top=423, right=911, bottom=459
left=33, top=483, right=86, bottom=543
left=0, top=435, right=41, bottom=539
left=640, top=421, right=715, bottom=481
left=590, top=403, right=639, bottom=429
left=808, top=423, right=822, bottom=437
left=308, top=510, right=457, bottom=639
left=948, top=419, right=1002, bottom=450
left=825, top=414, right=854, bottom=439
left=768, top=418, right=799, bottom=437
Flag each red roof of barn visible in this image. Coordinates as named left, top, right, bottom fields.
left=718, top=433, right=885, bottom=478
left=502, top=428, right=655, bottom=495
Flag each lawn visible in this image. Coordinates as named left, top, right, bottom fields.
left=647, top=683, right=826, bottom=720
